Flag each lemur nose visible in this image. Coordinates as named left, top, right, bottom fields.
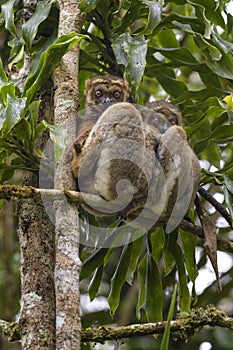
left=104, top=97, right=113, bottom=103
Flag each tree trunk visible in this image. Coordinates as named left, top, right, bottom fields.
left=53, top=1, right=84, bottom=349
left=17, top=80, right=56, bottom=349
left=17, top=185, right=56, bottom=350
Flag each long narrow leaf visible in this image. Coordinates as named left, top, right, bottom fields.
left=140, top=1, right=162, bottom=35
left=108, top=241, right=133, bottom=316
left=180, top=230, right=198, bottom=283
left=146, top=252, right=163, bottom=322
left=151, top=227, right=165, bottom=263
left=88, top=264, right=103, bottom=301
left=80, top=247, right=109, bottom=280
left=136, top=254, right=147, bottom=319
left=168, top=232, right=190, bottom=312
left=126, top=235, right=144, bottom=285
left=160, top=284, right=178, bottom=350
left=1, top=0, right=18, bottom=37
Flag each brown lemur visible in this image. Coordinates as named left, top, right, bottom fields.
left=71, top=76, right=200, bottom=228
left=71, top=75, right=132, bottom=179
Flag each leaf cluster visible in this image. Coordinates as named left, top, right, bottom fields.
left=0, top=0, right=85, bottom=182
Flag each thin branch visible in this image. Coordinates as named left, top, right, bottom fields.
left=1, top=307, right=233, bottom=344
left=198, top=187, right=233, bottom=229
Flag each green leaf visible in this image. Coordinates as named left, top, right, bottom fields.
left=8, top=38, right=24, bottom=67
left=146, top=60, right=187, bottom=98
left=195, top=124, right=233, bottom=154
left=200, top=43, right=233, bottom=79
left=136, top=254, right=147, bottom=319
left=0, top=58, right=8, bottom=83
left=140, top=1, right=162, bottom=35
left=0, top=83, right=16, bottom=106
left=202, top=140, right=220, bottom=168
left=180, top=230, right=198, bottom=283
left=0, top=104, right=6, bottom=132
left=79, top=0, right=101, bottom=11
left=1, top=0, right=18, bottom=37
left=88, top=264, right=103, bottom=301
left=160, top=284, right=178, bottom=350
left=13, top=118, right=32, bottom=148
left=153, top=47, right=199, bottom=65
left=108, top=242, right=133, bottom=316
left=146, top=252, right=163, bottom=322
left=23, top=33, right=88, bottom=104
left=28, top=100, right=41, bottom=140
left=80, top=247, right=109, bottom=280
left=189, top=0, right=225, bottom=27
left=116, top=1, right=140, bottom=35
left=151, top=227, right=165, bottom=263
left=2, top=95, right=27, bottom=135
left=112, top=33, right=147, bottom=88
left=224, top=175, right=233, bottom=194
left=126, top=235, right=144, bottom=285
left=163, top=244, right=175, bottom=276
left=168, top=232, right=190, bottom=312
left=211, top=125, right=233, bottom=140
left=223, top=186, right=233, bottom=219
left=22, top=1, right=55, bottom=50
left=0, top=168, right=15, bottom=183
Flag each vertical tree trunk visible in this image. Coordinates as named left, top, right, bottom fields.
left=17, top=190, right=56, bottom=350
left=14, top=3, right=56, bottom=349
left=53, top=1, right=84, bottom=349
left=17, top=81, right=56, bottom=349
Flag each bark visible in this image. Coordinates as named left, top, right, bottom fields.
left=52, top=1, right=84, bottom=349
left=17, top=79, right=56, bottom=348
left=17, top=190, right=55, bottom=350
left=9, top=1, right=56, bottom=347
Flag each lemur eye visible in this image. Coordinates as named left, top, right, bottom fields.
left=113, top=90, right=121, bottom=99
left=95, top=90, right=103, bottom=98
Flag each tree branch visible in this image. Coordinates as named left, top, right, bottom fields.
left=0, top=185, right=232, bottom=254
left=1, top=307, right=233, bottom=344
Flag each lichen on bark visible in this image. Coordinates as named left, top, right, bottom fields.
left=52, top=1, right=85, bottom=349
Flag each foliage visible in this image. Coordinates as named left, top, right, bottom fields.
left=0, top=0, right=86, bottom=182
left=77, top=0, right=233, bottom=348
left=0, top=0, right=233, bottom=349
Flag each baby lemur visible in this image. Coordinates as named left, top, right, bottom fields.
left=142, top=100, right=182, bottom=130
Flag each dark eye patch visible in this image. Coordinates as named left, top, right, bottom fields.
left=113, top=90, right=121, bottom=99
left=95, top=89, right=103, bottom=98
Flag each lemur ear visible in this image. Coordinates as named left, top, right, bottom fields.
left=123, top=80, right=133, bottom=102
left=84, top=79, right=91, bottom=96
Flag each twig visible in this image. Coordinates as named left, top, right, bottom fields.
left=198, top=187, right=233, bottom=229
